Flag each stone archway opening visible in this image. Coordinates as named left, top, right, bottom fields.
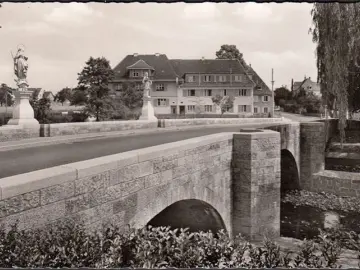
left=281, top=149, right=300, bottom=196
left=147, top=199, right=227, bottom=234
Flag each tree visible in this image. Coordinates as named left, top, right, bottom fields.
left=216, top=44, right=247, bottom=67
left=54, top=87, right=72, bottom=105
left=119, top=82, right=143, bottom=110
left=310, top=3, right=360, bottom=143
left=70, top=87, right=88, bottom=106
left=274, top=86, right=291, bottom=106
left=77, top=57, right=115, bottom=121
left=0, top=84, right=14, bottom=106
left=30, top=94, right=52, bottom=124
left=211, top=95, right=234, bottom=116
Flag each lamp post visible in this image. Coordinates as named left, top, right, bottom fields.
left=271, top=68, right=275, bottom=117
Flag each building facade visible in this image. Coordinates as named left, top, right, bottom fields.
left=292, top=76, right=321, bottom=97
left=110, top=54, right=273, bottom=116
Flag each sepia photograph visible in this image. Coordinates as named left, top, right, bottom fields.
left=0, top=0, right=360, bottom=268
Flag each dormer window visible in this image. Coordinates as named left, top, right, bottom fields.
left=130, top=70, right=141, bottom=77
left=204, top=75, right=211, bottom=82
left=234, top=75, right=242, bottom=82
left=218, top=75, right=226, bottom=82
left=187, top=75, right=196, bottom=82
left=156, top=84, right=165, bottom=91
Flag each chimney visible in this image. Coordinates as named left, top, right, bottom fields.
left=133, top=53, right=138, bottom=57
left=155, top=53, right=160, bottom=57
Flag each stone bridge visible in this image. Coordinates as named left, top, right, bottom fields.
left=0, top=121, right=325, bottom=240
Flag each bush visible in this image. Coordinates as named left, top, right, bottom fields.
left=0, top=220, right=349, bottom=268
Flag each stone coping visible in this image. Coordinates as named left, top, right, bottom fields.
left=314, top=169, right=360, bottom=181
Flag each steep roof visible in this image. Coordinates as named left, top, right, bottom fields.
left=28, top=88, right=42, bottom=98
left=126, top=59, right=154, bottom=70
left=43, top=91, right=54, bottom=99
left=113, top=54, right=177, bottom=80
left=292, top=81, right=303, bottom=91
left=245, top=66, right=272, bottom=96
left=169, top=59, right=247, bottom=77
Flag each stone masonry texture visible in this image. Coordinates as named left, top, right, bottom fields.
left=232, top=131, right=281, bottom=240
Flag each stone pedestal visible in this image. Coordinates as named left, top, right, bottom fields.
left=7, top=90, right=39, bottom=127
left=139, top=96, right=157, bottom=121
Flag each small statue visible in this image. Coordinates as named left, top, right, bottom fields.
left=142, top=72, right=152, bottom=98
left=12, top=44, right=28, bottom=89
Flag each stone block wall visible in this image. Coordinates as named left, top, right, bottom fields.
left=231, top=130, right=281, bottom=240
left=45, top=120, right=158, bottom=137
left=312, top=170, right=360, bottom=197
left=0, top=126, right=39, bottom=142
left=300, top=122, right=326, bottom=190
left=0, top=133, right=234, bottom=236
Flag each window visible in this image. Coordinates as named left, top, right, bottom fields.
left=264, top=107, right=269, bottom=113
left=225, top=106, right=233, bottom=112
left=234, top=75, right=242, bottom=82
left=223, top=89, right=227, bottom=96
left=156, top=84, right=165, bottom=91
left=218, top=75, right=226, bottom=82
left=187, top=75, right=196, bottom=82
left=263, top=96, right=269, bottom=102
left=238, top=105, right=249, bottom=113
left=205, top=105, right=213, bottom=112
left=188, top=105, right=195, bottom=112
left=187, top=89, right=196, bottom=96
left=135, top=84, right=142, bottom=91
left=204, top=75, right=211, bottom=82
left=115, top=83, right=122, bottom=91
left=254, top=107, right=258, bottom=113
left=205, top=89, right=212, bottom=97
left=131, top=70, right=140, bottom=77
left=239, top=89, right=247, bottom=96
left=157, top=99, right=167, bottom=107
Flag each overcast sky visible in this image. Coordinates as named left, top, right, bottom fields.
left=0, top=2, right=317, bottom=93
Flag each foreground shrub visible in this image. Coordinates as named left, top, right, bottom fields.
left=0, top=221, right=348, bottom=268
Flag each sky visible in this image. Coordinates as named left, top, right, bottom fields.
left=0, top=2, right=317, bottom=93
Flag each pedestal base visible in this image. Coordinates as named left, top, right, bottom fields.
left=7, top=90, right=39, bottom=128
left=139, top=96, right=157, bottom=121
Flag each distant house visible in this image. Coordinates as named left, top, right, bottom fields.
left=28, top=88, right=45, bottom=100
left=110, top=53, right=271, bottom=116
left=292, top=76, right=321, bottom=97
left=43, top=91, right=55, bottom=102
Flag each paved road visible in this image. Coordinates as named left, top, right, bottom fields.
left=0, top=123, right=279, bottom=178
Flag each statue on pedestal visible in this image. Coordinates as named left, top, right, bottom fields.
left=142, top=72, right=152, bottom=98
left=12, top=44, right=29, bottom=89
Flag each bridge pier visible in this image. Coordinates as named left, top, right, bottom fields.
left=299, top=122, right=326, bottom=190
left=231, top=130, right=281, bottom=241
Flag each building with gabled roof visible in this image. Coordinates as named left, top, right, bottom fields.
left=291, top=76, right=321, bottom=97
left=110, top=53, right=273, bottom=116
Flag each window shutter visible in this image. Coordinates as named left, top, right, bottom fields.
left=183, top=90, right=187, bottom=97
left=195, top=90, right=200, bottom=97
left=153, top=99, right=157, bottom=107
left=166, top=99, right=170, bottom=106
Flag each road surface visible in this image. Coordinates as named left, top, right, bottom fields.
left=1, top=123, right=282, bottom=178
left=279, top=112, right=321, bottom=122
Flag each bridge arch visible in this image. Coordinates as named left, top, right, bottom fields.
left=147, top=199, right=227, bottom=234
left=281, top=149, right=300, bottom=195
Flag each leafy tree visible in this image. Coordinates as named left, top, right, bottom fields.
left=54, top=87, right=72, bottom=105
left=310, top=3, right=360, bottom=143
left=119, top=82, right=143, bottom=110
left=211, top=95, right=234, bottom=116
left=77, top=57, right=115, bottom=121
left=274, top=86, right=291, bottom=106
left=0, top=84, right=14, bottom=106
left=70, top=87, right=88, bottom=106
left=216, top=44, right=247, bottom=67
left=30, top=93, right=52, bottom=124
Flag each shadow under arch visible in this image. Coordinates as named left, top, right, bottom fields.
left=281, top=149, right=300, bottom=195
left=147, top=199, right=227, bottom=234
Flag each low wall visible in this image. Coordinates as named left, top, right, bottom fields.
left=0, top=130, right=281, bottom=240
left=312, top=170, right=360, bottom=197
left=42, top=120, right=158, bottom=137
left=159, top=117, right=286, bottom=128
left=0, top=126, right=39, bottom=142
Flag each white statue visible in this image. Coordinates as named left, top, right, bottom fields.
left=12, top=44, right=28, bottom=89
left=142, top=72, right=152, bottom=98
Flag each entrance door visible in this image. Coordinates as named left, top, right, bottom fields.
left=179, top=106, right=185, bottom=115
left=171, top=106, right=176, bottom=114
